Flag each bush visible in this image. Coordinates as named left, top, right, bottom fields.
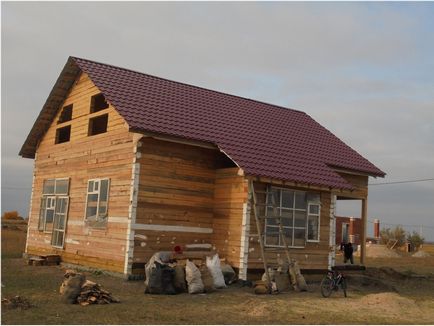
left=2, top=211, right=23, bottom=220
left=380, top=226, right=406, bottom=247
left=407, top=231, right=424, bottom=250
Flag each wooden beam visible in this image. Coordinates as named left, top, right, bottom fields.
left=360, top=198, right=368, bottom=265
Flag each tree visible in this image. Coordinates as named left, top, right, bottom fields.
left=1, top=211, right=23, bottom=220
left=407, top=231, right=424, bottom=250
left=379, top=226, right=406, bottom=247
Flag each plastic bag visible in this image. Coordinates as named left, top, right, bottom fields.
left=185, top=260, right=204, bottom=294
left=206, top=254, right=226, bottom=288
left=173, top=265, right=187, bottom=293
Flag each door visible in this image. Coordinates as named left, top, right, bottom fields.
left=51, top=197, right=69, bottom=248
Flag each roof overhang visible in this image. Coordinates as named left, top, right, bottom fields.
left=19, top=57, right=81, bottom=158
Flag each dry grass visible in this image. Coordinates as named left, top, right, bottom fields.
left=2, top=228, right=434, bottom=325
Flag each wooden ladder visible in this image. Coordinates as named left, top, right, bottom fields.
left=249, top=179, right=293, bottom=291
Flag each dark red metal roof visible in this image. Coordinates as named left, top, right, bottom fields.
left=31, top=56, right=387, bottom=189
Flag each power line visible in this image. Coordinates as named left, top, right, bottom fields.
left=369, top=178, right=434, bottom=186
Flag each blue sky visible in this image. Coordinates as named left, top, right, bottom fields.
left=2, top=2, right=434, bottom=240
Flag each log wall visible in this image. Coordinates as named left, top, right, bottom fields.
left=131, top=138, right=237, bottom=264
left=26, top=73, right=135, bottom=273
left=212, top=168, right=248, bottom=269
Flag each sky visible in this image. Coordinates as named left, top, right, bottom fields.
left=2, top=2, right=434, bottom=240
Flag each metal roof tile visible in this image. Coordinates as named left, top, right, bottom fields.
left=70, top=57, right=385, bottom=190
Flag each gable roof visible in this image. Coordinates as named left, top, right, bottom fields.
left=20, top=56, right=385, bottom=190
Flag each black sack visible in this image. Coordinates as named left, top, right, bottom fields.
left=161, top=265, right=176, bottom=295
left=146, top=262, right=163, bottom=294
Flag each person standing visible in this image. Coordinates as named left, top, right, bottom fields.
left=344, top=242, right=354, bottom=264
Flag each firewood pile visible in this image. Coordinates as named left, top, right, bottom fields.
left=1, top=296, right=33, bottom=310
left=60, top=270, right=119, bottom=306
left=76, top=280, right=120, bottom=306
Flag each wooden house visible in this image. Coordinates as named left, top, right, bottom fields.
left=20, top=57, right=385, bottom=279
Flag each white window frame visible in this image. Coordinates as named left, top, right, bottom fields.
left=39, top=178, right=70, bottom=234
left=84, top=178, right=110, bottom=226
left=264, top=187, right=308, bottom=249
left=40, top=196, right=56, bottom=233
left=51, top=196, right=69, bottom=248
left=306, top=202, right=321, bottom=242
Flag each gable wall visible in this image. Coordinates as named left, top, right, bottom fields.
left=26, top=73, right=136, bottom=273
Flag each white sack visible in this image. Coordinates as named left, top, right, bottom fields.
left=185, top=260, right=204, bottom=294
left=206, top=254, right=226, bottom=288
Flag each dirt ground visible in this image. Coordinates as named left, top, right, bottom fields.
left=2, top=227, right=434, bottom=325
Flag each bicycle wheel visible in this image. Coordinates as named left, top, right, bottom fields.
left=320, top=276, right=334, bottom=298
left=341, top=278, right=347, bottom=298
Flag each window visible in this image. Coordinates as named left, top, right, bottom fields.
left=85, top=178, right=110, bottom=227
left=57, top=104, right=73, bottom=124
left=88, top=114, right=108, bottom=136
left=90, top=93, right=109, bottom=113
left=55, top=125, right=71, bottom=144
left=39, top=178, right=70, bottom=249
left=264, top=187, right=320, bottom=247
left=307, top=203, right=320, bottom=242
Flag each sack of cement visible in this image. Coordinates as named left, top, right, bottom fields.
left=185, top=260, right=204, bottom=294
left=289, top=260, right=307, bottom=291
left=173, top=265, right=187, bottom=293
left=146, top=262, right=163, bottom=294
left=160, top=265, right=176, bottom=295
left=261, top=268, right=275, bottom=283
left=220, top=263, right=237, bottom=285
left=274, top=272, right=290, bottom=292
left=206, top=254, right=226, bottom=288
left=60, top=271, right=86, bottom=304
left=200, top=265, right=215, bottom=293
left=144, top=251, right=172, bottom=289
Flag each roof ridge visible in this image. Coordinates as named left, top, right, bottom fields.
left=70, top=56, right=306, bottom=115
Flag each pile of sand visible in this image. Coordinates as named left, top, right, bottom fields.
left=412, top=250, right=431, bottom=258
left=354, top=244, right=400, bottom=258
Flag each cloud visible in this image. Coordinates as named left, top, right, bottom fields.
left=2, top=2, right=434, bottom=239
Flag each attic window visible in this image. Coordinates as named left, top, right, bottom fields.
left=55, top=125, right=71, bottom=144
left=88, top=114, right=108, bottom=136
left=57, top=104, right=73, bottom=124
left=90, top=93, right=109, bottom=113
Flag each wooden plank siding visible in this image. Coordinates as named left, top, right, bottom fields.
left=26, top=72, right=136, bottom=273
left=245, top=182, right=333, bottom=270
left=131, top=138, right=237, bottom=264
left=336, top=172, right=369, bottom=199
left=212, top=168, right=248, bottom=269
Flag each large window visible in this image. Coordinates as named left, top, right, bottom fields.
left=264, top=187, right=320, bottom=247
left=39, top=178, right=70, bottom=248
left=85, top=178, right=110, bottom=227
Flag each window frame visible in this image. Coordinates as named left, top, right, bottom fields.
left=51, top=196, right=70, bottom=248
left=39, top=178, right=70, bottom=242
left=264, top=186, right=321, bottom=248
left=84, top=178, right=110, bottom=228
left=306, top=202, right=321, bottom=243
left=264, top=186, right=308, bottom=248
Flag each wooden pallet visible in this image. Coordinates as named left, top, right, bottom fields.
left=27, top=254, right=61, bottom=266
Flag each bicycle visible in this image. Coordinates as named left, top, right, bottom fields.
left=320, top=269, right=347, bottom=298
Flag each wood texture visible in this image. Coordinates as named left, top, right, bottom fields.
left=212, top=168, right=248, bottom=269
left=26, top=73, right=135, bottom=272
left=132, top=138, right=237, bottom=263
